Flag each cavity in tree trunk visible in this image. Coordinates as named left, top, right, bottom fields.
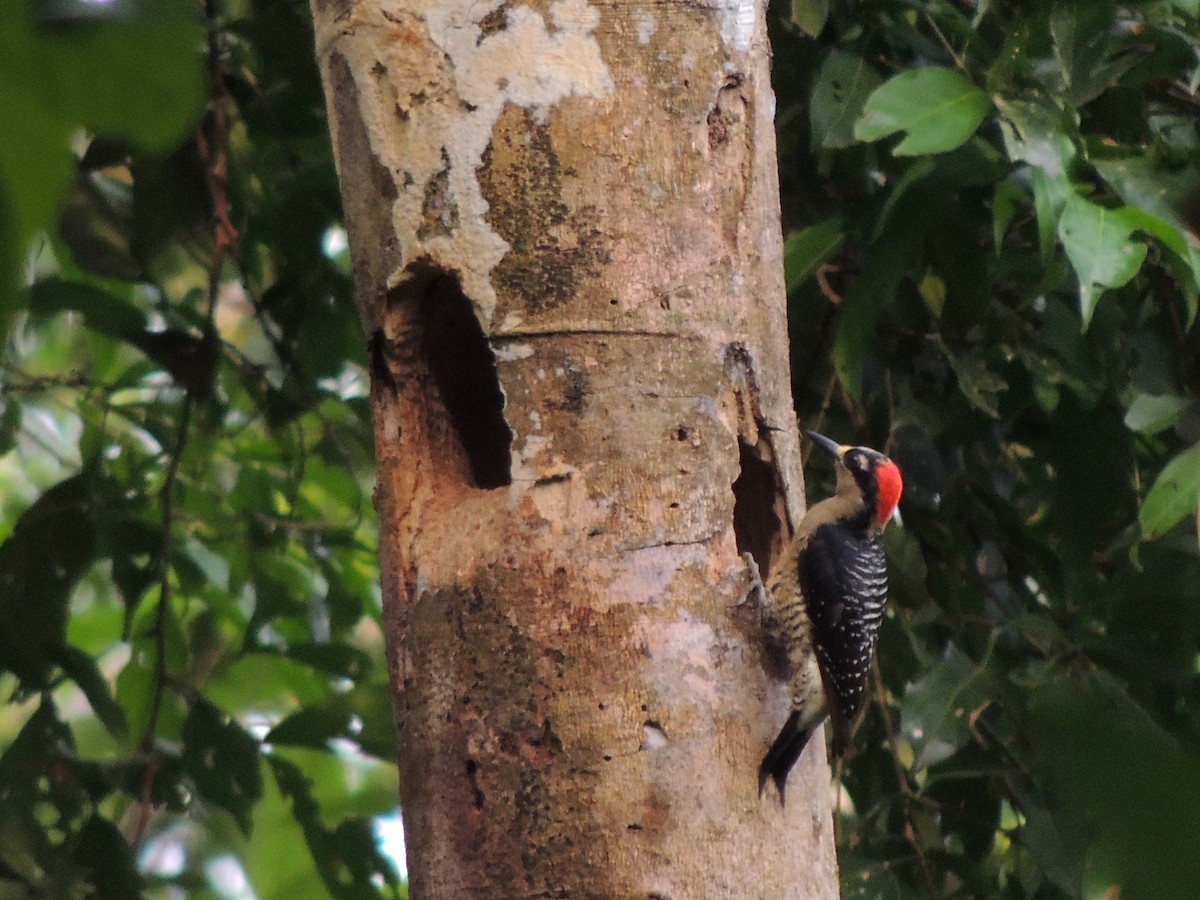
left=310, top=0, right=838, bottom=895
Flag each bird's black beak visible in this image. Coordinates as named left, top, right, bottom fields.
left=804, top=430, right=844, bottom=460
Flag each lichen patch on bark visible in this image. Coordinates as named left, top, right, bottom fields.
left=418, top=0, right=615, bottom=322
left=478, top=106, right=612, bottom=317
left=315, top=1, right=614, bottom=330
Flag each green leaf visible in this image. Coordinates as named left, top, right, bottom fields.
left=918, top=271, right=946, bottom=319
left=8, top=5, right=205, bottom=149
left=182, top=699, right=264, bottom=834
left=1057, top=195, right=1147, bottom=326
left=0, top=398, right=21, bottom=457
left=284, top=642, right=373, bottom=681
left=0, top=2, right=204, bottom=304
left=900, top=644, right=993, bottom=769
left=1050, top=1, right=1114, bottom=102
left=871, top=157, right=935, bottom=241
left=790, top=0, right=829, bottom=36
left=1031, top=168, right=1073, bottom=263
left=57, top=171, right=141, bottom=280
left=0, top=475, right=100, bottom=687
left=810, top=50, right=882, bottom=150
left=1017, top=796, right=1088, bottom=896
left=1140, top=443, right=1200, bottom=539
left=1093, top=157, right=1200, bottom=318
left=995, top=97, right=1076, bottom=177
left=343, top=683, right=399, bottom=762
left=235, top=754, right=350, bottom=899
left=53, top=644, right=128, bottom=740
left=854, top=67, right=989, bottom=156
left=75, top=816, right=144, bottom=899
left=28, top=276, right=146, bottom=338
left=946, top=349, right=1007, bottom=419
left=1029, top=671, right=1200, bottom=900
left=207, top=653, right=330, bottom=713
left=267, top=700, right=356, bottom=752
left=833, top=215, right=923, bottom=397
left=0, top=68, right=74, bottom=254
left=114, top=646, right=156, bottom=741
left=268, top=755, right=402, bottom=898
left=783, top=216, right=845, bottom=291
left=991, top=178, right=1027, bottom=252
left=1050, top=1, right=1146, bottom=107
left=883, top=525, right=928, bottom=606
left=1093, top=157, right=1200, bottom=253
left=1124, top=394, right=1190, bottom=435
left=269, top=683, right=395, bottom=762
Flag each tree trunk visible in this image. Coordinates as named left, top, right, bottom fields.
left=310, top=0, right=839, bottom=895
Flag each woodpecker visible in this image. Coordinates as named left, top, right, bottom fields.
left=750, top=430, right=903, bottom=802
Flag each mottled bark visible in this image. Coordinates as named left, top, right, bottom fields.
left=310, top=0, right=838, bottom=895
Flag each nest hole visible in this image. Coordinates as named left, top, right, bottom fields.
left=417, top=271, right=512, bottom=489
left=732, top=436, right=784, bottom=576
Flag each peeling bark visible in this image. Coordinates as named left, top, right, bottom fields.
left=311, top=0, right=838, bottom=895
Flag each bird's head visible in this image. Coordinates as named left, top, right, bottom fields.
left=805, top=430, right=903, bottom=529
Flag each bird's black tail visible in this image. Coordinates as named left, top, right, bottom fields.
left=758, top=711, right=816, bottom=805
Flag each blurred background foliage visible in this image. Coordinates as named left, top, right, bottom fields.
left=0, top=0, right=1197, bottom=898
left=0, top=0, right=402, bottom=897
left=773, top=0, right=1200, bottom=898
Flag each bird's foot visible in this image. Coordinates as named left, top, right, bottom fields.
left=736, top=551, right=767, bottom=609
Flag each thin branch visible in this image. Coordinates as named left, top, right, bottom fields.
left=839, top=380, right=867, bottom=433
left=130, top=391, right=194, bottom=847
left=814, top=263, right=843, bottom=305
left=0, top=368, right=93, bottom=391
left=804, top=371, right=840, bottom=461
left=130, top=0, right=230, bottom=846
left=870, top=656, right=939, bottom=895
left=923, top=10, right=967, bottom=74
left=197, top=0, right=238, bottom=318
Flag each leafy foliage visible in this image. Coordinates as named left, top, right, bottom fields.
left=1, top=0, right=1198, bottom=898
left=0, top=0, right=400, bottom=897
left=773, top=0, right=1200, bottom=896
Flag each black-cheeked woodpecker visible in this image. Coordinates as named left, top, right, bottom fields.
left=747, top=430, right=903, bottom=802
